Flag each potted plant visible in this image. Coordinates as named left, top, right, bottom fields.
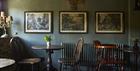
left=44, top=35, right=52, bottom=47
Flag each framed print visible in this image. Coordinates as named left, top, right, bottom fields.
left=59, top=11, right=87, bottom=33
left=24, top=11, right=52, bottom=33
left=135, top=0, right=140, bottom=10
left=95, top=11, right=124, bottom=33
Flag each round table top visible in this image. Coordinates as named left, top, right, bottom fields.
left=0, top=58, right=15, bottom=68
left=120, top=48, right=140, bottom=53
left=32, top=45, right=63, bottom=50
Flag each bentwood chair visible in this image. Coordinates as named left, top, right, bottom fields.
left=94, top=40, right=125, bottom=71
left=10, top=37, right=41, bottom=71
left=58, top=38, right=84, bottom=71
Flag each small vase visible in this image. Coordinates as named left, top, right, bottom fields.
left=46, top=42, right=51, bottom=48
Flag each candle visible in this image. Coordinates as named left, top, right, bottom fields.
left=1, top=11, right=5, bottom=17
left=0, top=11, right=13, bottom=28
left=6, top=17, right=9, bottom=23
left=0, top=17, right=2, bottom=24
left=6, top=16, right=12, bottom=23
left=8, top=16, right=13, bottom=21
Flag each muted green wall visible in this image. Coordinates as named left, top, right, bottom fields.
left=7, top=0, right=128, bottom=44
left=7, top=0, right=130, bottom=68
left=128, top=0, right=140, bottom=45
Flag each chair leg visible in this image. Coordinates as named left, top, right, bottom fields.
left=87, top=66, right=89, bottom=71
left=16, top=64, right=20, bottom=71
left=31, top=64, right=34, bottom=71
left=72, top=65, right=75, bottom=71
left=91, top=65, right=94, bottom=71
left=87, top=65, right=92, bottom=71
left=38, top=62, right=41, bottom=71
left=17, top=64, right=22, bottom=71
left=75, top=64, right=80, bottom=71
left=72, top=65, right=78, bottom=71
left=121, top=64, right=124, bottom=71
left=59, top=64, right=62, bottom=71
left=96, top=63, right=102, bottom=71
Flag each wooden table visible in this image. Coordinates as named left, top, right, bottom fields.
left=121, top=47, right=140, bottom=71
left=0, top=58, right=15, bottom=68
left=32, top=45, right=63, bottom=71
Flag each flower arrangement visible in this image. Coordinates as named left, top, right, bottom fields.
left=44, top=35, right=52, bottom=47
left=43, top=35, right=52, bottom=42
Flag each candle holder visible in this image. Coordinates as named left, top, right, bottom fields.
left=0, top=11, right=13, bottom=38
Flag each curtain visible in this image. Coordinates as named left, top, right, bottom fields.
left=0, top=0, right=6, bottom=11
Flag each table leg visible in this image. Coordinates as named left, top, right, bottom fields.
left=47, top=50, right=52, bottom=71
left=44, top=50, right=57, bottom=71
left=135, top=53, right=138, bottom=71
left=132, top=53, right=138, bottom=71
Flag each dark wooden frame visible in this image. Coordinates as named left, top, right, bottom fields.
left=95, top=11, right=124, bottom=34
left=24, top=11, right=53, bottom=33
left=59, top=11, right=87, bottom=34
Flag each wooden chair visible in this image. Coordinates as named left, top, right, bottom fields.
left=94, top=40, right=125, bottom=71
left=58, top=38, right=84, bottom=71
left=10, top=37, right=41, bottom=71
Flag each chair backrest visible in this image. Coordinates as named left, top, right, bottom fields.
left=0, top=38, right=13, bottom=58
left=73, top=38, right=84, bottom=63
left=10, top=37, right=30, bottom=62
left=94, top=40, right=124, bottom=63
left=94, top=40, right=103, bottom=62
left=94, top=40, right=101, bottom=46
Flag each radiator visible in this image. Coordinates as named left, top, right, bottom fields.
left=60, top=43, right=95, bottom=66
